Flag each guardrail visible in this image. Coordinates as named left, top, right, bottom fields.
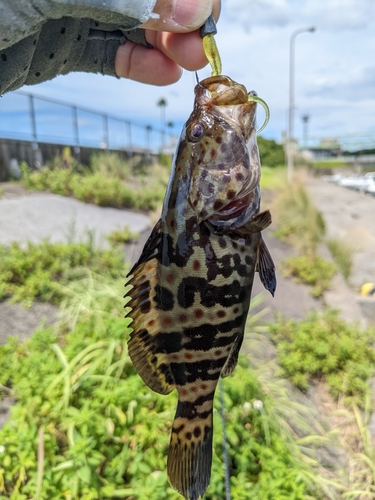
left=0, top=91, right=178, bottom=154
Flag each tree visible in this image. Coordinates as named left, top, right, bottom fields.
left=257, top=137, right=285, bottom=168
left=157, top=98, right=167, bottom=150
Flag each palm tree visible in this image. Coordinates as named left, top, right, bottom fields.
left=157, top=98, right=167, bottom=150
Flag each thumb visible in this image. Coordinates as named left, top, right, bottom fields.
left=141, top=0, right=221, bottom=32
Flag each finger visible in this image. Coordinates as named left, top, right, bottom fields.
left=115, top=41, right=182, bottom=85
left=141, top=0, right=221, bottom=32
left=150, top=30, right=209, bottom=71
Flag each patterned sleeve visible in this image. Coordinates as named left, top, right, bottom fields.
left=0, top=0, right=156, bottom=95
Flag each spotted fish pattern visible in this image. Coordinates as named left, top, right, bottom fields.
left=126, top=75, right=276, bottom=500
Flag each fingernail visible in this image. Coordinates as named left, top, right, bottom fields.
left=173, top=0, right=213, bottom=29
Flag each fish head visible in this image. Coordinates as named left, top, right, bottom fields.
left=184, top=75, right=261, bottom=229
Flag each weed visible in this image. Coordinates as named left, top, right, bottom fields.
left=20, top=153, right=169, bottom=212
left=273, top=182, right=325, bottom=255
left=269, top=309, right=375, bottom=405
left=0, top=283, right=321, bottom=499
left=0, top=239, right=125, bottom=307
left=90, top=152, right=132, bottom=180
left=281, top=255, right=336, bottom=298
left=105, top=226, right=140, bottom=247
left=327, top=238, right=353, bottom=281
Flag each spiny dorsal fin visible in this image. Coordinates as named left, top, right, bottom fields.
left=256, top=237, right=276, bottom=296
left=128, top=219, right=162, bottom=276
left=126, top=222, right=175, bottom=395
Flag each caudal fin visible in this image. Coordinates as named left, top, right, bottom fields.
left=167, top=401, right=213, bottom=500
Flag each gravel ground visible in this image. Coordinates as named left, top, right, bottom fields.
left=306, top=177, right=375, bottom=290
left=306, top=177, right=375, bottom=326
left=0, top=184, right=149, bottom=248
left=0, top=182, right=150, bottom=343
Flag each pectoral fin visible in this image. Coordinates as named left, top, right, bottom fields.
left=256, top=237, right=276, bottom=296
left=233, top=210, right=272, bottom=237
left=221, top=332, right=244, bottom=378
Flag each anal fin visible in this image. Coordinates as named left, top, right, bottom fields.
left=256, top=237, right=276, bottom=296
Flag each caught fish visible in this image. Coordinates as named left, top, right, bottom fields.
left=126, top=75, right=276, bottom=500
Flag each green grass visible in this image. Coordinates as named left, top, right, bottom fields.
left=260, top=166, right=287, bottom=190
left=0, top=239, right=125, bottom=307
left=273, top=182, right=325, bottom=255
left=0, top=274, right=321, bottom=499
left=280, top=255, right=336, bottom=298
left=313, top=160, right=349, bottom=169
left=20, top=152, right=170, bottom=212
left=105, top=226, right=140, bottom=247
left=327, top=238, right=353, bottom=281
left=269, top=309, right=375, bottom=405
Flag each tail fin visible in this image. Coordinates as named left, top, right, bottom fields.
left=167, top=401, right=213, bottom=500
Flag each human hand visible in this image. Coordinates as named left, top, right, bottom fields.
left=115, top=0, right=221, bottom=85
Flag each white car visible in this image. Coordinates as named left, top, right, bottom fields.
left=321, top=173, right=344, bottom=183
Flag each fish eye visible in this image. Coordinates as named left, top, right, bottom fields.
left=188, top=122, right=205, bottom=142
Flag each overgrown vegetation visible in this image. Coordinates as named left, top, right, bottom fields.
left=327, top=238, right=353, bottom=281
left=105, top=226, right=139, bottom=247
left=0, top=274, right=322, bottom=499
left=281, top=255, right=336, bottom=298
left=273, top=182, right=325, bottom=254
left=0, top=239, right=124, bottom=307
left=260, top=166, right=286, bottom=190
left=20, top=150, right=170, bottom=211
left=273, top=182, right=339, bottom=296
left=269, top=309, right=375, bottom=405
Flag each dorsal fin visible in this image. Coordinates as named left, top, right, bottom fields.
left=256, top=236, right=276, bottom=296
left=126, top=221, right=175, bottom=395
left=128, top=219, right=162, bottom=276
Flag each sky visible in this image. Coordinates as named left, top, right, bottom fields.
left=2, top=0, right=375, bottom=151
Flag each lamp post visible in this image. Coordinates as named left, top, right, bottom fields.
left=287, top=27, right=315, bottom=183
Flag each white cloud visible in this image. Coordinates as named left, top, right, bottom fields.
left=224, top=0, right=375, bottom=32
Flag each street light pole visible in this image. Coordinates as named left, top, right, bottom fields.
left=287, top=26, right=315, bottom=183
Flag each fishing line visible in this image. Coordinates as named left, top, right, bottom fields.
left=219, top=378, right=231, bottom=500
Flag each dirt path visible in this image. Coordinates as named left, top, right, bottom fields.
left=306, top=177, right=375, bottom=326
left=306, top=177, right=375, bottom=290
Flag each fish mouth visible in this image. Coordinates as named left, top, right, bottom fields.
left=210, top=193, right=251, bottom=223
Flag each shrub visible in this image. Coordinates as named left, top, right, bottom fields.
left=0, top=272, right=322, bottom=499
left=0, top=240, right=124, bottom=306
left=20, top=155, right=168, bottom=212
left=269, top=309, right=375, bottom=404
left=281, top=255, right=336, bottom=298
left=90, top=152, right=132, bottom=180
left=106, top=226, right=139, bottom=247
left=0, top=321, right=318, bottom=499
